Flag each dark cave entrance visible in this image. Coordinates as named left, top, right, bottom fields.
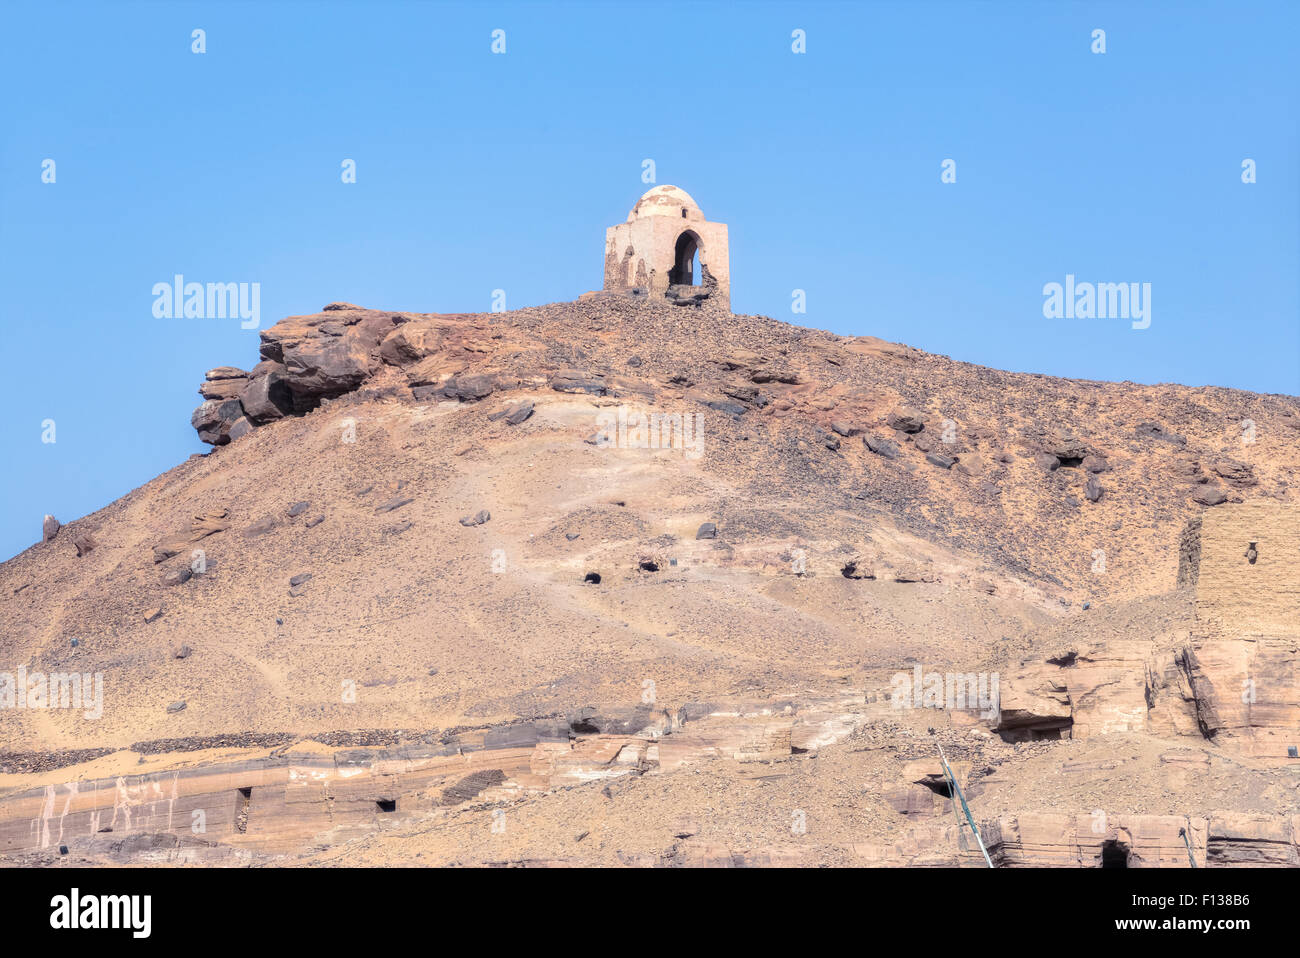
left=1100, top=840, right=1129, bottom=868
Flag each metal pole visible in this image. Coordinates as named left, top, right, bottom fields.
left=938, top=743, right=994, bottom=868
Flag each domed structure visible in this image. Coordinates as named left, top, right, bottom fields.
left=604, top=185, right=730, bottom=307
left=627, top=185, right=703, bottom=222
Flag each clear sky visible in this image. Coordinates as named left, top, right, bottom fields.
left=1, top=1, right=1297, bottom=562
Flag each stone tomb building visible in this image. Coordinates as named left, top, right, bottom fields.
left=603, top=185, right=730, bottom=308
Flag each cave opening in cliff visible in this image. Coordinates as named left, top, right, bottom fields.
left=1100, top=840, right=1129, bottom=868
left=376, top=799, right=396, bottom=813
left=919, top=779, right=953, bottom=799
left=235, top=787, right=252, bottom=834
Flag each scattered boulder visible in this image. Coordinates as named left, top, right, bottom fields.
left=1135, top=421, right=1186, bottom=446
left=1082, top=455, right=1109, bottom=474
left=863, top=435, right=900, bottom=459
left=144, top=607, right=164, bottom=624
left=162, top=566, right=192, bottom=587
left=1047, top=435, right=1088, bottom=463
left=42, top=515, right=60, bottom=542
left=1085, top=476, right=1103, bottom=502
left=289, top=573, right=313, bottom=588
left=166, top=701, right=187, bottom=714
left=1194, top=486, right=1228, bottom=506
left=696, top=522, right=718, bottom=540
left=191, top=398, right=247, bottom=445
left=244, top=516, right=276, bottom=538
left=549, top=370, right=607, bottom=395
left=459, top=510, right=491, bottom=527
left=925, top=452, right=956, bottom=470
left=1033, top=453, right=1061, bottom=472
left=374, top=495, right=413, bottom=514
left=174, top=644, right=191, bottom=659
left=505, top=401, right=535, bottom=425
left=817, top=429, right=841, bottom=451
left=288, top=501, right=310, bottom=517
left=887, top=406, right=926, bottom=433
left=72, top=534, right=96, bottom=557
left=1211, top=458, right=1256, bottom=487
left=830, top=421, right=857, bottom=438
left=305, top=515, right=325, bottom=529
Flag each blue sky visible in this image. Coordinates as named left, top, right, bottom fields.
left=1, top=0, right=1297, bottom=562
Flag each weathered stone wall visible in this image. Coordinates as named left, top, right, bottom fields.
left=1193, top=501, right=1300, bottom=639
left=603, top=186, right=730, bottom=308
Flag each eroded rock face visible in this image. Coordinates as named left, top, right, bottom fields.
left=190, top=307, right=407, bottom=444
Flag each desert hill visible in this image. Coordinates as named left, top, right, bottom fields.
left=1, top=294, right=1297, bottom=866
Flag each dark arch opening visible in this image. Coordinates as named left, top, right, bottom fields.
left=669, top=231, right=701, bottom=286
left=1100, top=840, right=1129, bottom=868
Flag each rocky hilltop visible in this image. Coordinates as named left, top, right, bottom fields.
left=3, top=293, right=1298, bottom=867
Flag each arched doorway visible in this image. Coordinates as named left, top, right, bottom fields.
left=669, top=230, right=701, bottom=286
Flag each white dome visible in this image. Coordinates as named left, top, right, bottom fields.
left=628, top=185, right=702, bottom=221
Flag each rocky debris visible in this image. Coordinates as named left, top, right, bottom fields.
left=1173, top=459, right=1207, bottom=484
left=166, top=701, right=187, bottom=714
left=925, top=452, right=956, bottom=470
left=863, top=435, right=900, bottom=459
left=1135, top=421, right=1186, bottom=445
left=887, top=406, right=926, bottom=433
left=289, top=573, right=313, bottom=588
left=42, top=515, right=60, bottom=542
left=162, top=566, right=193, bottom=587
left=840, top=558, right=874, bottom=579
left=817, top=429, right=841, bottom=451
left=154, top=509, right=230, bottom=562
left=175, top=645, right=191, bottom=659
left=438, top=373, right=497, bottom=402
left=191, top=398, right=246, bottom=446
left=305, top=515, right=325, bottom=529
left=549, top=369, right=607, bottom=395
left=438, top=768, right=507, bottom=806
left=696, top=522, right=717, bottom=540
left=374, top=495, right=413, bottom=514
left=830, top=420, right=857, bottom=437
left=1193, top=486, right=1228, bottom=506
left=1082, top=454, right=1109, bottom=473
left=198, top=375, right=249, bottom=401
left=720, top=383, right=760, bottom=404
left=1211, top=458, right=1256, bottom=487
left=504, top=400, right=534, bottom=425
left=72, top=533, right=96, bottom=557
left=288, top=501, right=310, bottom=517
left=703, top=399, right=746, bottom=418
left=1046, top=434, right=1089, bottom=463
left=459, top=510, right=491, bottom=527
left=244, top=516, right=276, bottom=538
left=144, top=607, right=163, bottom=624
left=1084, top=476, right=1103, bottom=502
left=239, top=363, right=294, bottom=423
left=565, top=532, right=579, bottom=541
